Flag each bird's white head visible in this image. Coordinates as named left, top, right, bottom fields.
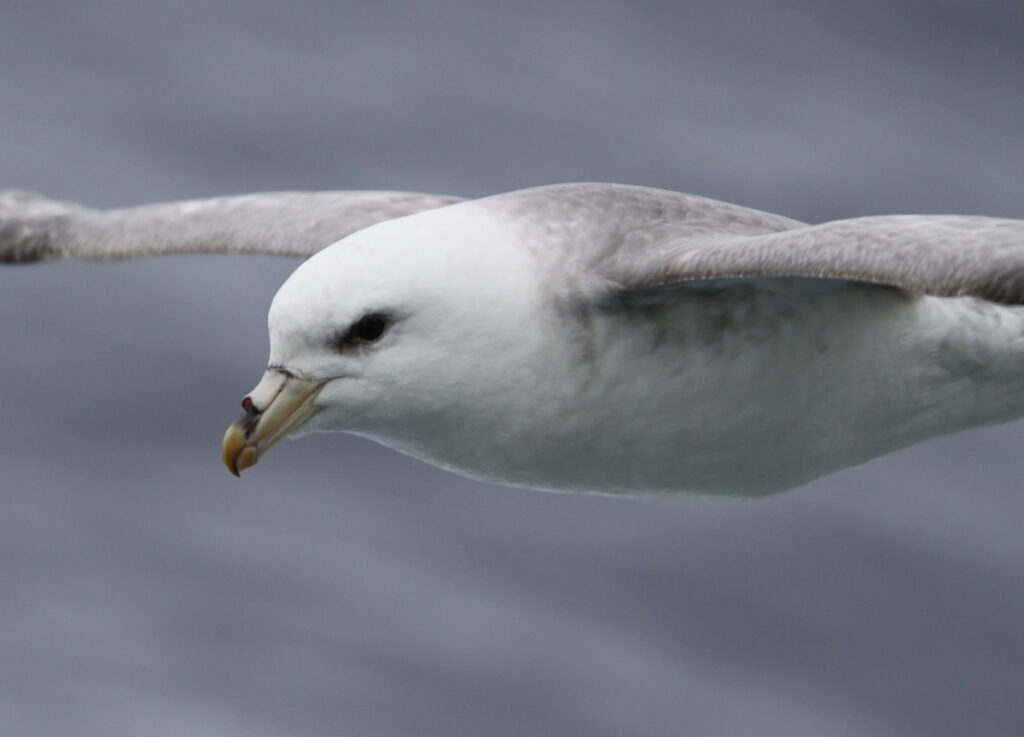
left=222, top=203, right=556, bottom=476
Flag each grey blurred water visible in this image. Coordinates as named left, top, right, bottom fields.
left=1, top=2, right=1022, bottom=735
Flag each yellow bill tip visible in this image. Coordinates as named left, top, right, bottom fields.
left=222, top=369, right=321, bottom=477
left=222, top=422, right=252, bottom=476
left=235, top=446, right=258, bottom=475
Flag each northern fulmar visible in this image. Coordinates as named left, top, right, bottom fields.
left=3, top=183, right=1023, bottom=495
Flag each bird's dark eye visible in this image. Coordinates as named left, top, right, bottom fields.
left=333, top=313, right=391, bottom=352
left=355, top=314, right=388, bottom=342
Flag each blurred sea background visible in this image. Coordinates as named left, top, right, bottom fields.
left=1, top=2, right=1022, bottom=735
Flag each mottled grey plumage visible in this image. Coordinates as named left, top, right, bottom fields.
left=487, top=184, right=1024, bottom=304
left=0, top=190, right=463, bottom=262
left=612, top=213, right=1024, bottom=305
left=3, top=183, right=1023, bottom=305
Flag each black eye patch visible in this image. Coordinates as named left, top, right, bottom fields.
left=332, top=313, right=391, bottom=352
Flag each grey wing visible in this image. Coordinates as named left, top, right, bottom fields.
left=603, top=215, right=1024, bottom=305
left=0, top=189, right=463, bottom=263
left=485, top=184, right=1024, bottom=306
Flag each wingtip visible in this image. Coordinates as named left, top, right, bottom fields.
left=0, top=222, right=60, bottom=264
left=0, top=190, right=76, bottom=264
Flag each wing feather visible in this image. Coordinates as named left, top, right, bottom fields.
left=0, top=190, right=463, bottom=263
left=7, top=183, right=1022, bottom=305
left=485, top=184, right=1024, bottom=305
left=605, top=215, right=1024, bottom=304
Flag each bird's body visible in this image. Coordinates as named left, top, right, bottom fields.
left=397, top=286, right=1018, bottom=495
left=556, top=287, right=1024, bottom=495
left=4, top=183, right=1024, bottom=495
